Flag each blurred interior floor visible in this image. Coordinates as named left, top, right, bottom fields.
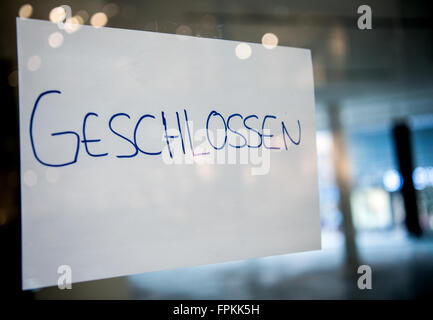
left=35, top=228, right=433, bottom=299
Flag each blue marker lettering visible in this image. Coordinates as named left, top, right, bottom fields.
left=134, top=114, right=162, bottom=155
left=206, top=110, right=227, bottom=150
left=243, top=114, right=262, bottom=148
left=262, top=115, right=280, bottom=150
left=82, top=112, right=108, bottom=157
left=184, top=109, right=209, bottom=157
left=109, top=113, right=138, bottom=158
left=227, top=113, right=247, bottom=148
left=30, top=90, right=80, bottom=167
left=281, top=120, right=301, bottom=149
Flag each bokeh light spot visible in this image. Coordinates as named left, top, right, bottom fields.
left=103, top=3, right=119, bottom=18
left=235, top=43, right=252, bottom=60
left=27, top=55, right=41, bottom=71
left=24, top=170, right=37, bottom=187
left=90, top=12, right=108, bottom=28
left=176, top=25, right=192, bottom=36
left=64, top=16, right=82, bottom=34
left=8, top=70, right=18, bottom=87
left=18, top=4, right=33, bottom=18
left=48, top=32, right=64, bottom=48
left=49, top=6, right=67, bottom=23
left=76, top=10, right=89, bottom=23
left=261, top=33, right=279, bottom=49
left=383, top=169, right=402, bottom=192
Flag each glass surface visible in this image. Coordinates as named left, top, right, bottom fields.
left=1, top=0, right=433, bottom=299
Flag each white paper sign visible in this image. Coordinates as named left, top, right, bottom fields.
left=17, top=18, right=320, bottom=290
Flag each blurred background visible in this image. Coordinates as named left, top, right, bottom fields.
left=1, top=0, right=433, bottom=299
